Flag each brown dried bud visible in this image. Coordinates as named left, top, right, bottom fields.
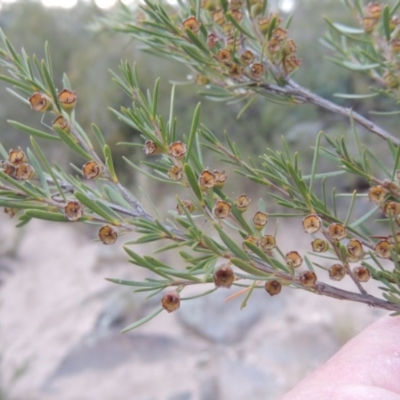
left=249, top=63, right=264, bottom=80
left=212, top=9, right=225, bottom=25
left=229, top=64, right=243, bottom=79
left=4, top=207, right=16, bottom=218
left=15, top=163, right=34, bottom=180
left=199, top=170, right=215, bottom=189
left=169, top=141, right=187, bottom=160
left=213, top=200, right=231, bottom=219
left=257, top=17, right=270, bottom=35
left=183, top=16, right=201, bottom=33
left=286, top=251, right=303, bottom=268
left=327, top=223, right=347, bottom=241
left=365, top=2, right=383, bottom=18
left=235, top=194, right=251, bottom=212
left=168, top=165, right=183, bottom=181
left=347, top=239, right=364, bottom=258
left=82, top=160, right=102, bottom=179
left=58, top=89, right=77, bottom=112
left=213, top=170, right=228, bottom=188
left=64, top=200, right=84, bottom=221
left=283, top=55, right=302, bottom=74
left=0, top=160, right=16, bottom=176
left=383, top=201, right=400, bottom=217
left=229, top=0, right=242, bottom=10
left=144, top=140, right=161, bottom=156
left=300, top=271, right=317, bottom=288
left=98, top=225, right=118, bottom=245
left=223, top=23, right=234, bottom=36
left=311, top=238, right=329, bottom=253
left=201, top=0, right=217, bottom=11
left=265, top=280, right=281, bottom=296
left=161, top=290, right=180, bottom=313
left=260, top=234, right=276, bottom=251
left=353, top=266, right=371, bottom=283
left=213, top=263, right=235, bottom=288
left=52, top=115, right=70, bottom=133
left=362, top=16, right=378, bottom=32
left=226, top=35, right=241, bottom=50
left=302, top=214, right=321, bottom=234
left=195, top=75, right=209, bottom=85
left=272, top=27, right=287, bottom=41
left=368, top=185, right=387, bottom=204
left=230, top=9, right=243, bottom=21
left=29, top=92, right=52, bottom=112
left=207, top=33, right=220, bottom=48
left=8, top=147, right=26, bottom=165
left=268, top=38, right=281, bottom=53
left=177, top=200, right=195, bottom=215
left=283, top=39, right=297, bottom=54
left=253, top=211, right=268, bottom=230
left=241, top=50, right=255, bottom=65
left=329, top=264, right=346, bottom=281
left=375, top=239, right=393, bottom=258
left=243, top=235, right=259, bottom=252
left=216, top=49, right=232, bottom=64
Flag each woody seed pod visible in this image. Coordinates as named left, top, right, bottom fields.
left=195, top=75, right=209, bottom=85
left=144, top=140, right=160, bottom=156
left=216, top=49, right=232, bottom=64
left=213, top=170, right=228, bottom=188
left=283, top=55, right=302, bottom=74
left=375, top=240, right=393, bottom=258
left=229, top=64, right=243, bottom=79
left=199, top=170, right=215, bottom=189
left=213, top=200, right=231, bottom=219
left=183, top=16, right=201, bottom=33
left=347, top=239, right=364, bottom=258
left=213, top=263, right=235, bottom=288
left=64, top=200, right=84, bottom=221
left=168, top=165, right=183, bottom=181
left=253, top=211, right=268, bottom=230
left=243, top=235, right=259, bottom=252
left=311, top=238, right=329, bottom=253
left=283, top=39, right=297, bottom=54
left=169, top=141, right=187, bottom=160
left=327, top=223, right=347, bottom=241
left=286, top=251, right=303, bottom=268
left=300, top=271, right=317, bottom=288
left=207, top=33, right=220, bottom=48
left=241, top=50, right=255, bottom=65
left=58, top=89, right=77, bottom=112
left=82, top=160, right=102, bottom=179
left=368, top=185, right=387, bottom=204
left=177, top=200, right=195, bottom=215
left=235, top=194, right=251, bottom=212
left=212, top=9, right=225, bottom=25
left=161, top=290, right=180, bottom=313
left=383, top=201, right=400, bottom=217
left=268, top=38, right=281, bottom=53
left=230, top=9, right=243, bottom=21
left=265, top=280, right=281, bottom=296
left=260, top=234, right=276, bottom=251
left=249, top=63, right=264, bottom=80
left=29, top=92, right=52, bottom=112
left=353, top=266, right=371, bottom=283
left=0, top=160, right=16, bottom=176
left=329, top=264, right=346, bottom=281
left=4, top=207, right=16, bottom=218
left=302, top=214, right=321, bottom=234
left=272, top=27, right=287, bottom=41
left=98, top=225, right=118, bottom=245
left=365, top=2, right=383, bottom=18
left=15, top=163, right=34, bottom=180
left=8, top=147, right=26, bottom=165
left=52, top=115, right=70, bottom=133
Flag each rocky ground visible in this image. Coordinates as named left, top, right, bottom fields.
left=0, top=215, right=387, bottom=400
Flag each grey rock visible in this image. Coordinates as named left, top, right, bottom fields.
left=167, top=390, right=193, bottom=400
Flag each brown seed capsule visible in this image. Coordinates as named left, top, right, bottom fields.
left=257, top=17, right=270, bottom=35
left=235, top=194, right=251, bottom=212
left=368, top=185, right=387, bottom=204
left=353, top=266, right=371, bottom=283
left=283, top=39, right=297, bottom=54
left=230, top=9, right=243, bottom=21
left=283, top=55, right=302, bottom=74
left=226, top=35, right=241, bottom=50
left=327, top=223, right=347, bottom=241
left=195, top=75, right=209, bottom=85
left=4, top=207, right=16, bottom=218
left=0, top=160, right=16, bottom=176
left=207, top=33, right=220, bottom=48
left=168, top=165, right=183, bottom=181
left=212, top=8, right=225, bottom=25
left=347, top=239, right=364, bottom=258
left=302, top=214, right=321, bottom=234
left=168, top=141, right=187, bottom=160
left=216, top=48, right=232, bottom=64
left=177, top=200, right=195, bottom=215
left=384, top=71, right=399, bottom=88
left=362, top=16, right=378, bottom=32
left=391, top=38, right=400, bottom=54
left=272, top=27, right=287, bottom=41
left=64, top=200, right=84, bottom=221
left=213, top=200, right=231, bottom=219
left=329, top=264, right=346, bottom=281
left=161, top=290, right=180, bottom=313
left=8, top=147, right=26, bottom=165
left=58, top=89, right=77, bottom=112
left=144, top=140, right=160, bottom=156
left=213, top=170, right=227, bottom=188
left=243, top=235, right=259, bottom=252
left=311, top=238, right=329, bottom=253
left=260, top=234, right=276, bottom=251
left=375, top=240, right=393, bottom=258
left=29, top=92, right=52, bottom=112
left=365, top=2, right=383, bottom=18
left=268, top=38, right=281, bottom=53
left=213, top=263, right=235, bottom=288
left=199, top=170, right=215, bottom=189
left=82, top=160, right=102, bottom=179
left=300, top=271, right=317, bottom=288
left=253, top=211, right=268, bottom=230
left=286, top=251, right=303, bottom=268
left=383, top=201, right=400, bottom=217
left=249, top=63, right=264, bottom=80
left=229, top=0, right=242, bottom=10
left=222, top=23, right=234, bottom=36
left=98, top=225, right=118, bottom=245
left=229, top=64, right=243, bottom=79
left=182, top=16, right=201, bottom=33
left=241, top=50, right=255, bottom=65
left=15, top=163, right=34, bottom=180
left=52, top=115, right=70, bottom=133
left=265, top=280, right=281, bottom=296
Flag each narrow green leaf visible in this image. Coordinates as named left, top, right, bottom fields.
left=213, top=223, right=250, bottom=260
left=184, top=163, right=202, bottom=201
left=24, top=209, right=68, bottom=222
left=226, top=12, right=257, bottom=39
left=26, top=147, right=50, bottom=197
left=53, top=126, right=91, bottom=160
left=41, top=60, right=60, bottom=113
left=121, top=307, right=164, bottom=333
left=91, top=124, right=106, bottom=155
left=185, top=102, right=201, bottom=162
left=309, top=131, right=322, bottom=193
left=240, top=280, right=257, bottom=310
left=383, top=5, right=391, bottom=41
left=104, top=144, right=117, bottom=183
left=8, top=120, right=60, bottom=141
left=230, top=257, right=268, bottom=277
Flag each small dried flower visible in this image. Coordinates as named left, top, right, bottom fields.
left=169, top=141, right=187, bottom=160
left=327, top=223, right=347, bottom=241
left=268, top=38, right=281, bottom=53
left=283, top=39, right=297, bottom=54
left=249, top=63, right=264, bottom=80
left=4, top=207, right=16, bottom=218
left=226, top=34, right=240, bottom=49
left=241, top=50, right=255, bottom=65
left=15, top=163, right=34, bottom=180
left=229, top=64, right=243, bottom=79
left=286, top=251, right=303, bottom=268
left=168, top=165, right=183, bottom=181
left=195, top=75, right=209, bottom=85
left=347, top=239, right=364, bottom=258
left=283, top=55, right=302, bottom=74
left=300, top=271, right=317, bottom=288
left=272, top=27, right=287, bottom=41
left=243, top=235, right=259, bottom=252
left=383, top=201, right=400, bottom=217
left=98, top=225, right=118, bottom=245
left=177, top=200, right=195, bottom=215
left=235, top=194, right=251, bottom=212
left=199, top=170, right=215, bottom=189
left=64, top=200, right=84, bottom=221
left=201, top=0, right=217, bottom=11
left=265, top=280, right=281, bottom=296
left=353, top=266, right=371, bottom=283
left=0, top=161, right=16, bottom=176
left=8, top=147, right=26, bottom=165
left=144, top=140, right=160, bottom=156
left=213, top=170, right=228, bottom=188
left=368, top=185, right=387, bottom=204
left=365, top=2, right=383, bottom=18
left=52, top=115, right=70, bottom=133
left=253, top=211, right=268, bottom=230
left=212, top=9, right=225, bottom=25
left=229, top=0, right=242, bottom=10
left=207, top=33, right=220, bottom=48
left=58, top=89, right=77, bottom=112
left=375, top=239, right=393, bottom=258
left=29, top=92, right=52, bottom=112
left=161, top=290, right=180, bottom=313
left=213, top=200, right=231, bottom=219
left=260, top=234, right=276, bottom=251
left=329, top=264, right=346, bottom=281
left=311, top=238, right=329, bottom=253
left=213, top=263, right=235, bottom=288
left=302, top=214, right=322, bottom=234
left=216, top=48, right=232, bottom=64
left=183, top=16, right=201, bottom=33
left=82, top=160, right=102, bottom=179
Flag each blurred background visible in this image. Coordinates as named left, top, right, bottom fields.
left=0, top=0, right=395, bottom=399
